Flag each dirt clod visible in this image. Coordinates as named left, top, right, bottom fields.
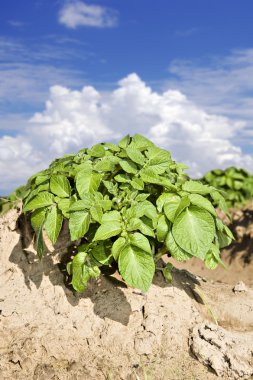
left=190, top=323, right=253, bottom=379
left=233, top=281, right=248, bottom=293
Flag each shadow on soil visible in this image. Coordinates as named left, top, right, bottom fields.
left=9, top=214, right=204, bottom=326
left=9, top=214, right=132, bottom=325
left=226, top=208, right=253, bottom=264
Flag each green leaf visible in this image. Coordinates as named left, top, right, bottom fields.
left=94, top=156, right=120, bottom=172
left=205, top=244, right=219, bottom=269
left=103, top=142, right=120, bottom=152
left=215, top=217, right=225, bottom=232
left=69, top=211, right=91, bottom=241
left=132, top=200, right=157, bottom=220
left=76, top=170, right=101, bottom=197
left=44, top=206, right=63, bottom=245
left=88, top=143, right=105, bottom=157
left=101, top=210, right=121, bottom=223
left=209, top=243, right=221, bottom=261
left=119, top=244, right=155, bottom=292
left=182, top=180, right=211, bottom=195
left=119, top=159, right=138, bottom=174
left=163, top=262, right=173, bottom=283
left=218, top=198, right=230, bottom=218
left=127, top=217, right=155, bottom=237
left=31, top=208, right=47, bottom=231
left=210, top=190, right=223, bottom=203
left=74, top=161, right=92, bottom=175
left=131, top=177, right=144, bottom=190
left=172, top=206, right=215, bottom=259
left=145, top=146, right=171, bottom=174
left=140, top=169, right=177, bottom=190
left=90, top=205, right=103, bottom=223
left=100, top=198, right=113, bottom=211
left=114, top=173, right=130, bottom=183
left=112, top=237, right=126, bottom=260
left=189, top=193, right=217, bottom=216
left=223, top=225, right=234, bottom=240
left=129, top=134, right=154, bottom=150
left=69, top=197, right=93, bottom=212
left=118, top=134, right=130, bottom=149
left=157, top=192, right=177, bottom=213
left=77, top=244, right=89, bottom=253
left=93, top=222, right=122, bottom=241
left=156, top=214, right=170, bottom=242
left=142, top=215, right=157, bottom=229
left=36, top=224, right=45, bottom=259
left=35, top=175, right=49, bottom=186
left=146, top=146, right=171, bottom=161
left=88, top=264, right=100, bottom=278
left=129, top=232, right=152, bottom=254
left=217, top=230, right=232, bottom=249
left=55, top=197, right=71, bottom=217
left=165, top=231, right=192, bottom=261
left=23, top=191, right=54, bottom=212
left=23, top=183, right=50, bottom=206
left=102, top=180, right=118, bottom=196
left=91, top=242, right=112, bottom=265
left=174, top=196, right=190, bottom=220
left=50, top=175, right=71, bottom=198
left=135, top=193, right=150, bottom=202
left=163, top=195, right=181, bottom=222
left=71, top=252, right=90, bottom=292
left=140, top=168, right=161, bottom=184
left=126, top=147, right=145, bottom=165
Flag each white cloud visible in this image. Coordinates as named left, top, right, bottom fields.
left=8, top=20, right=24, bottom=28
left=59, top=1, right=118, bottom=29
left=1, top=73, right=252, bottom=194
left=167, top=49, right=253, bottom=130
left=0, top=36, right=88, bottom=109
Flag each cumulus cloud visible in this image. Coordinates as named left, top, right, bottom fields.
left=1, top=73, right=253, bottom=194
left=58, top=1, right=118, bottom=29
left=167, top=49, right=253, bottom=126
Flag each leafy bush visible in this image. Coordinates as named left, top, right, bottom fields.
left=202, top=167, right=253, bottom=208
left=19, top=134, right=233, bottom=292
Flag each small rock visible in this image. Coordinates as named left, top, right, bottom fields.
left=235, top=226, right=246, bottom=239
left=233, top=281, right=248, bottom=293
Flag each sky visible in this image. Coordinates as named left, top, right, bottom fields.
left=1, top=0, right=253, bottom=194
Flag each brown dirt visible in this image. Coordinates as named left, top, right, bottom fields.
left=0, top=208, right=253, bottom=380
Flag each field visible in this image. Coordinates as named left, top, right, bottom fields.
left=0, top=205, right=253, bottom=380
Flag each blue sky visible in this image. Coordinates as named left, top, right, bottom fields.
left=1, top=0, right=253, bottom=193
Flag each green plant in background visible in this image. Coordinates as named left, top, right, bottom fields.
left=9, top=134, right=233, bottom=292
left=202, top=167, right=253, bottom=208
left=0, top=186, right=28, bottom=215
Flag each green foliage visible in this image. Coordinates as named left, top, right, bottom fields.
left=0, top=186, right=28, bottom=215
left=202, top=167, right=253, bottom=207
left=18, top=134, right=232, bottom=292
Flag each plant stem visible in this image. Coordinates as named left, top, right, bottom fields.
left=155, top=246, right=168, bottom=262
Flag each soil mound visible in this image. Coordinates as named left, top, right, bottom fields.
left=0, top=208, right=253, bottom=380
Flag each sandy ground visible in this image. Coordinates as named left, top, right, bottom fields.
left=0, top=207, right=253, bottom=380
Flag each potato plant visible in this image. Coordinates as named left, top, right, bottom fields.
left=202, top=167, right=253, bottom=208
left=20, top=134, right=233, bottom=292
